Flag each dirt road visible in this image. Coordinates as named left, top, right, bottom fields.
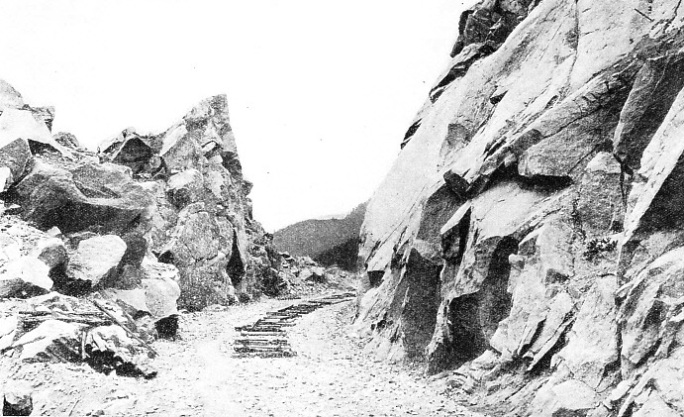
left=3, top=295, right=481, bottom=416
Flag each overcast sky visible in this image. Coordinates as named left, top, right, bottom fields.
left=0, top=0, right=472, bottom=231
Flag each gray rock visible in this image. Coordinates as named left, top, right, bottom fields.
left=0, top=137, right=31, bottom=191
left=613, top=52, right=684, bottom=171
left=66, top=235, right=127, bottom=287
left=166, top=169, right=203, bottom=208
left=0, top=257, right=53, bottom=298
left=3, top=389, right=33, bottom=416
left=53, top=131, right=80, bottom=149
left=530, top=379, right=599, bottom=417
left=0, top=79, right=25, bottom=109
left=83, top=325, right=157, bottom=378
left=10, top=319, right=85, bottom=363
left=13, top=159, right=153, bottom=234
left=0, top=108, right=66, bottom=155
left=33, top=237, right=68, bottom=271
left=98, top=128, right=160, bottom=175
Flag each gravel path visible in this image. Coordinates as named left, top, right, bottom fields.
left=2, top=295, right=482, bottom=416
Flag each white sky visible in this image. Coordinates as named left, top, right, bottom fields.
left=0, top=0, right=472, bottom=231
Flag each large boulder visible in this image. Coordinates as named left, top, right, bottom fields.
left=166, top=168, right=204, bottom=208
left=53, top=131, right=80, bottom=149
left=0, top=257, right=53, bottom=298
left=9, top=319, right=85, bottom=363
left=158, top=202, right=236, bottom=310
left=0, top=137, right=31, bottom=191
left=13, top=159, right=153, bottom=233
left=3, top=389, right=33, bottom=416
left=83, top=325, right=157, bottom=379
left=66, top=235, right=127, bottom=287
left=0, top=108, right=66, bottom=155
left=104, top=257, right=181, bottom=321
left=98, top=128, right=161, bottom=175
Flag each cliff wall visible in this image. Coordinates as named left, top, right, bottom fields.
left=357, top=1, right=684, bottom=415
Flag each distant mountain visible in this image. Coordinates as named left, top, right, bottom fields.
left=273, top=202, right=367, bottom=270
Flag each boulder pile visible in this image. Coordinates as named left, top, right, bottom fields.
left=0, top=80, right=292, bottom=381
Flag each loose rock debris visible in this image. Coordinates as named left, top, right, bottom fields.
left=234, top=292, right=355, bottom=358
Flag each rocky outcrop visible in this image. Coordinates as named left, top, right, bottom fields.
left=1, top=80, right=289, bottom=314
left=0, top=80, right=295, bottom=384
left=358, top=2, right=684, bottom=416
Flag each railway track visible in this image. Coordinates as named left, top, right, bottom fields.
left=233, top=292, right=356, bottom=358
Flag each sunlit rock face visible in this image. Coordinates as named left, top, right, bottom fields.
left=1, top=81, right=285, bottom=313
left=357, top=1, right=684, bottom=415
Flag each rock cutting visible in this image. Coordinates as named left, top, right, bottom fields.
left=4, top=1, right=684, bottom=416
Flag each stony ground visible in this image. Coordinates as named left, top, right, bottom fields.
left=2, top=294, right=482, bottom=416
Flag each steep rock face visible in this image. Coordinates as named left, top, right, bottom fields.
left=358, top=1, right=684, bottom=415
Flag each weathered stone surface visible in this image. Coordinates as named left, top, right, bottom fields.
left=618, top=247, right=684, bottom=374
left=158, top=203, right=234, bottom=309
left=13, top=159, right=152, bottom=234
left=0, top=137, right=31, bottom=191
left=3, top=388, right=33, bottom=416
left=529, top=379, right=599, bottom=417
left=33, top=237, right=67, bottom=271
left=0, top=315, right=18, bottom=351
left=0, top=108, right=66, bottom=155
left=355, top=0, right=684, bottom=416
left=53, top=131, right=80, bottom=149
left=98, top=128, right=159, bottom=175
left=576, top=152, right=624, bottom=236
left=614, top=52, right=684, bottom=172
left=83, top=325, right=157, bottom=378
left=427, top=182, right=557, bottom=372
left=631, top=393, right=679, bottom=417
left=106, top=257, right=180, bottom=323
left=10, top=319, right=84, bottom=363
left=554, top=276, right=619, bottom=389
left=1, top=82, right=288, bottom=369
left=66, top=235, right=127, bottom=287
left=141, top=258, right=181, bottom=319
left=0, top=79, right=24, bottom=109
left=619, top=88, right=684, bottom=281
left=0, top=257, right=53, bottom=298
left=516, top=66, right=635, bottom=180
left=166, top=169, right=203, bottom=208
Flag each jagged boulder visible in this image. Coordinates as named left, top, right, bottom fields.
left=66, top=235, right=127, bottom=287
left=158, top=202, right=236, bottom=309
left=53, top=131, right=80, bottom=149
left=104, top=257, right=181, bottom=324
left=84, top=325, right=157, bottom=378
left=0, top=257, right=53, bottom=298
left=3, top=388, right=33, bottom=416
left=12, top=159, right=153, bottom=234
left=0, top=79, right=24, bottom=109
left=0, top=108, right=66, bottom=155
left=166, top=168, right=203, bottom=208
left=0, top=137, right=31, bottom=191
left=613, top=52, right=684, bottom=171
left=10, top=319, right=84, bottom=363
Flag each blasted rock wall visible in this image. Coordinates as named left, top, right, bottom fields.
left=357, top=0, right=684, bottom=415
